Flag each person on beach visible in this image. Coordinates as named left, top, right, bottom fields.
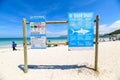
left=12, top=41, right=17, bottom=51
left=48, top=40, right=51, bottom=42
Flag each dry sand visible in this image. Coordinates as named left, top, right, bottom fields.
left=0, top=41, right=120, bottom=80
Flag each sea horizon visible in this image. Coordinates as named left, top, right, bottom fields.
left=0, top=37, right=67, bottom=48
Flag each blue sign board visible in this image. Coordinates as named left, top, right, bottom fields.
left=30, top=16, right=46, bottom=49
left=68, top=13, right=94, bottom=49
left=30, top=16, right=45, bottom=22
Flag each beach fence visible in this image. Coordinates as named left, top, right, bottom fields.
left=22, top=14, right=99, bottom=73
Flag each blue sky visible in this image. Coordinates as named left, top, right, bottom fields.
left=0, top=0, right=120, bottom=38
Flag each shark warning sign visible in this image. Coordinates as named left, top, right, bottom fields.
left=68, top=13, right=94, bottom=50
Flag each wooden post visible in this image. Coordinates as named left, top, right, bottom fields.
left=23, top=18, right=28, bottom=73
left=94, top=15, right=99, bottom=71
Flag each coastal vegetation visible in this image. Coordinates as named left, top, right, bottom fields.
left=108, top=29, right=120, bottom=35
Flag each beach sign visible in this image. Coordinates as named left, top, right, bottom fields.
left=30, top=16, right=46, bottom=49
left=68, top=13, right=94, bottom=50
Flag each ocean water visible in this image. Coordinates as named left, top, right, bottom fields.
left=0, top=37, right=67, bottom=48
left=0, top=37, right=113, bottom=48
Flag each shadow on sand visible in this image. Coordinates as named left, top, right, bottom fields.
left=18, top=64, right=95, bottom=72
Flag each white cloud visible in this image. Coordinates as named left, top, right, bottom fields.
left=84, top=0, right=96, bottom=5
left=46, top=18, right=120, bottom=37
left=99, top=20, right=120, bottom=34
left=47, top=20, right=120, bottom=37
left=109, top=20, right=120, bottom=32
left=99, top=24, right=109, bottom=34
left=46, top=30, right=67, bottom=37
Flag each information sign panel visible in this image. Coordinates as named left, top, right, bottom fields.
left=68, top=13, right=94, bottom=50
left=30, top=16, right=46, bottom=49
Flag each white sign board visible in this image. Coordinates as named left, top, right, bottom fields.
left=30, top=16, right=46, bottom=49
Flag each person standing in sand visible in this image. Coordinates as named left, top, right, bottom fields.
left=12, top=41, right=17, bottom=51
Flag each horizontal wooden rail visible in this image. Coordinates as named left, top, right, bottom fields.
left=26, top=21, right=68, bottom=24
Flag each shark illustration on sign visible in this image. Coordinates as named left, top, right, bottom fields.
left=71, top=28, right=89, bottom=34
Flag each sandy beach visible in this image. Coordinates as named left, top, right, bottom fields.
left=0, top=41, right=120, bottom=80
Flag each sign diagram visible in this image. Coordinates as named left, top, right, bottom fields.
left=71, top=28, right=89, bottom=35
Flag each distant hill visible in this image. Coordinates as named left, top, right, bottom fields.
left=103, top=29, right=120, bottom=36
left=108, top=29, right=120, bottom=35
left=59, top=35, right=67, bottom=38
